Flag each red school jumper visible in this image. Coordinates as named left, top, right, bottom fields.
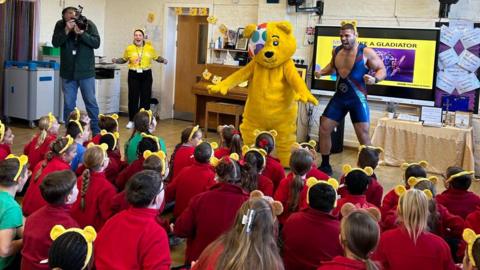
left=23, top=133, right=57, bottom=170
left=436, top=188, right=480, bottom=219
left=0, top=143, right=11, bottom=161
left=274, top=174, right=309, bottom=224
left=262, top=155, right=285, bottom=192
left=116, top=157, right=145, bottom=191
left=307, top=165, right=330, bottom=180
left=333, top=194, right=378, bottom=217
left=381, top=188, right=402, bottom=217
left=373, top=227, right=457, bottom=270
left=466, top=207, right=480, bottom=233
left=338, top=173, right=383, bottom=208
left=21, top=204, right=78, bottom=270
left=94, top=207, right=171, bottom=270
left=170, top=145, right=195, bottom=180
left=166, top=161, right=216, bottom=218
left=22, top=157, right=71, bottom=216
left=283, top=208, right=343, bottom=270
left=174, top=182, right=249, bottom=264
left=214, top=147, right=230, bottom=159
left=71, top=171, right=116, bottom=231
left=317, top=256, right=370, bottom=270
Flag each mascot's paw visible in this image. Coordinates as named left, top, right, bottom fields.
left=207, top=85, right=228, bottom=95
left=295, top=91, right=319, bottom=105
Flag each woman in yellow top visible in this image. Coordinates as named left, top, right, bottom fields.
left=112, top=29, right=167, bottom=129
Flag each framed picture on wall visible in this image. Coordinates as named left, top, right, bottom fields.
left=235, top=28, right=248, bottom=51
left=295, top=64, right=308, bottom=82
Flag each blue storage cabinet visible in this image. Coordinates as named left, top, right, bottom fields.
left=3, top=61, right=60, bottom=127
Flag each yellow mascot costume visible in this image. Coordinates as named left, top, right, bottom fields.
left=208, top=21, right=318, bottom=166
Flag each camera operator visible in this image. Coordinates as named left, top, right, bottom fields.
left=52, top=6, right=101, bottom=135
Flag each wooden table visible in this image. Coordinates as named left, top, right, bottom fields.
left=371, top=117, right=475, bottom=174
left=192, top=81, right=248, bottom=130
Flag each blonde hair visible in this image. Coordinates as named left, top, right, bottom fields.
left=397, top=189, right=429, bottom=243
left=80, top=146, right=106, bottom=211
left=195, top=198, right=284, bottom=270
left=36, top=116, right=51, bottom=149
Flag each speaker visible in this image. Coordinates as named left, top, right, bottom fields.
left=288, top=0, right=304, bottom=6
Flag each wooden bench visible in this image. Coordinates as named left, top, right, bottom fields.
left=204, top=102, right=244, bottom=137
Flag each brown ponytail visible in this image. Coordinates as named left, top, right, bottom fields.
left=34, top=137, right=72, bottom=183
left=287, top=149, right=313, bottom=212
left=35, top=115, right=51, bottom=149
left=80, top=169, right=91, bottom=211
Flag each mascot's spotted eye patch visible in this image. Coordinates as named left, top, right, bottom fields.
left=248, top=23, right=268, bottom=58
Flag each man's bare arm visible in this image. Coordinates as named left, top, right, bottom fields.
left=314, top=49, right=336, bottom=78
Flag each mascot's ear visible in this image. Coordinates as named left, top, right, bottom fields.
left=277, top=21, right=293, bottom=35
left=244, top=24, right=257, bottom=38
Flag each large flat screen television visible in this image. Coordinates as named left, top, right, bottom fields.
left=311, top=26, right=440, bottom=106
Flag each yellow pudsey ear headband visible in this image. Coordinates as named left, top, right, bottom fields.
left=300, top=140, right=317, bottom=149
left=71, top=107, right=81, bottom=121
left=6, top=154, right=28, bottom=181
left=242, top=145, right=267, bottom=168
left=141, top=132, right=160, bottom=151
left=341, top=20, right=357, bottom=32
left=47, top=112, right=57, bottom=130
left=139, top=108, right=153, bottom=124
left=188, top=125, right=200, bottom=141
left=400, top=161, right=428, bottom=170
left=407, top=176, right=438, bottom=187
left=143, top=150, right=167, bottom=175
left=253, top=129, right=278, bottom=146
left=87, top=143, right=109, bottom=160
left=0, top=120, right=5, bottom=142
left=59, top=135, right=75, bottom=154
left=249, top=190, right=284, bottom=216
left=69, top=119, right=84, bottom=134
left=394, top=185, right=433, bottom=200
left=50, top=225, right=97, bottom=270
left=306, top=177, right=339, bottom=206
left=464, top=228, right=480, bottom=267
left=358, top=145, right=383, bottom=153
left=100, top=130, right=120, bottom=150
left=210, top=153, right=239, bottom=167
left=446, top=171, right=475, bottom=183
left=342, top=164, right=374, bottom=177
left=98, top=113, right=119, bottom=128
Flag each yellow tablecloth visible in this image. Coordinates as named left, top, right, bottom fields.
left=371, top=117, right=475, bottom=174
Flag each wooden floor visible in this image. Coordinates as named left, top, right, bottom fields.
left=8, top=116, right=480, bottom=266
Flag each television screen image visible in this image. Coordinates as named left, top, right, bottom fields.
left=311, top=26, right=440, bottom=105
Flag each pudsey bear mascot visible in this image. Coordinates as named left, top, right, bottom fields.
left=208, top=21, right=318, bottom=166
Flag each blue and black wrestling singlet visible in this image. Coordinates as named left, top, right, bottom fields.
left=323, top=44, right=370, bottom=123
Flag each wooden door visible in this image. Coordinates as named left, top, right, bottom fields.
left=174, top=15, right=208, bottom=120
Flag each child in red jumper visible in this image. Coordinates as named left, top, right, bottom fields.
left=99, top=130, right=126, bottom=184
left=167, top=142, right=216, bottom=218
left=254, top=129, right=285, bottom=192
left=174, top=154, right=249, bottom=267
left=240, top=146, right=274, bottom=196
left=116, top=134, right=160, bottom=191
left=111, top=149, right=167, bottom=215
left=22, top=136, right=77, bottom=217
left=193, top=193, right=284, bottom=270
left=24, top=113, right=60, bottom=170
left=333, top=165, right=378, bottom=217
left=373, top=189, right=457, bottom=270
left=169, top=125, right=203, bottom=181
left=318, top=204, right=381, bottom=270
left=338, top=145, right=383, bottom=208
left=0, top=120, right=15, bottom=161
left=295, top=140, right=330, bottom=180
left=437, top=167, right=480, bottom=219
left=275, top=148, right=315, bottom=224
left=283, top=178, right=342, bottom=270
left=95, top=170, right=171, bottom=270
left=381, top=161, right=428, bottom=217
left=91, top=114, right=119, bottom=145
left=21, top=170, right=78, bottom=270
left=71, top=143, right=116, bottom=231
left=214, top=125, right=242, bottom=159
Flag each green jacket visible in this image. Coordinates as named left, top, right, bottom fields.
left=52, top=19, right=100, bottom=80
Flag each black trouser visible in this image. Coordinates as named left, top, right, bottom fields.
left=128, top=69, right=153, bottom=120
